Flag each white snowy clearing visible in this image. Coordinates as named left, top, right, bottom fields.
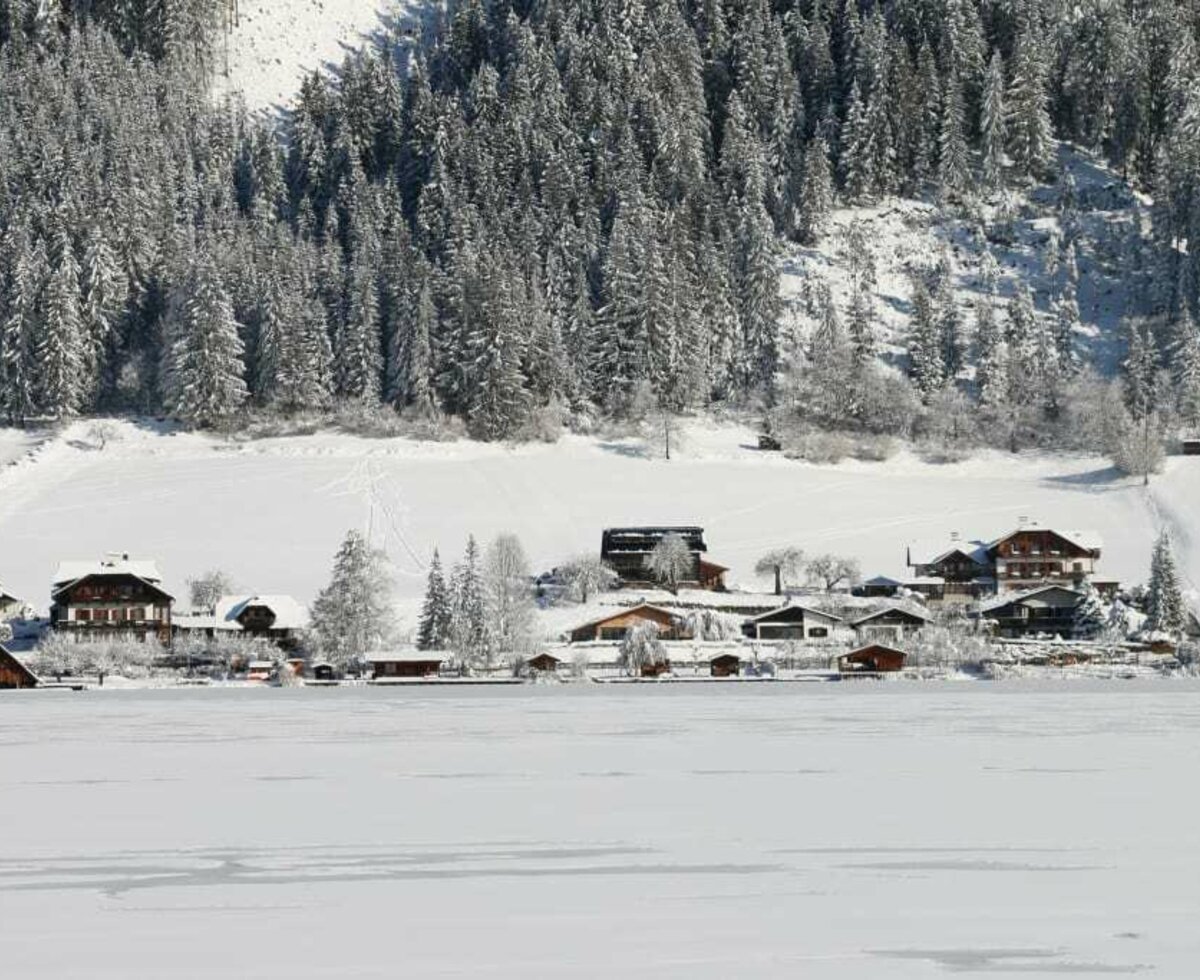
left=216, top=0, right=413, bottom=112
left=1, top=683, right=1197, bottom=978
left=0, top=419, right=1197, bottom=623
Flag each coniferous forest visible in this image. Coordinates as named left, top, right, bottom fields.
left=1, top=0, right=1200, bottom=450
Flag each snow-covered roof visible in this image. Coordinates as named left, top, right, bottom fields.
left=215, top=594, right=310, bottom=631
left=568, top=603, right=682, bottom=633
left=850, top=606, right=933, bottom=626
left=746, top=602, right=845, bottom=624
left=907, top=538, right=991, bottom=567
left=977, top=585, right=1084, bottom=614
left=990, top=524, right=1102, bottom=553
left=366, top=650, right=446, bottom=664
left=53, top=556, right=163, bottom=586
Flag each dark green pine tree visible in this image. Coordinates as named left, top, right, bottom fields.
left=417, top=548, right=453, bottom=650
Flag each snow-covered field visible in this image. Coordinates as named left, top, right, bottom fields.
left=217, top=0, right=413, bottom=112
left=0, top=420, right=1196, bottom=623
left=1, top=682, right=1197, bottom=978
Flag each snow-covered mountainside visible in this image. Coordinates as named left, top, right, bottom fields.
left=783, top=147, right=1141, bottom=376
left=1, top=420, right=1195, bottom=623
left=216, top=0, right=412, bottom=111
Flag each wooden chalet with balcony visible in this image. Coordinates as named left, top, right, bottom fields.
left=988, top=524, right=1102, bottom=594
left=50, top=555, right=173, bottom=644
left=600, top=527, right=728, bottom=591
left=906, top=536, right=994, bottom=604
left=975, top=585, right=1084, bottom=639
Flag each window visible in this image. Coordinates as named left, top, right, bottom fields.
left=76, top=609, right=91, bottom=622
left=809, top=627, right=829, bottom=638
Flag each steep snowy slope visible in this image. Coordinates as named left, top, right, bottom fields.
left=0, top=421, right=1194, bottom=620
left=783, top=147, right=1142, bottom=374
left=215, top=0, right=413, bottom=111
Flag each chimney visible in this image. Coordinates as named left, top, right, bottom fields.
left=950, top=531, right=960, bottom=541
left=1017, top=515, right=1028, bottom=528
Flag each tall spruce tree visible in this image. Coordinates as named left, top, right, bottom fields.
left=1145, top=530, right=1185, bottom=636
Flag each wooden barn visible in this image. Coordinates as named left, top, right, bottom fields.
left=50, top=555, right=174, bottom=644
left=569, top=604, right=689, bottom=643
left=709, top=653, right=740, bottom=677
left=838, top=644, right=906, bottom=673
left=742, top=603, right=844, bottom=641
left=851, top=606, right=932, bottom=643
left=368, top=651, right=445, bottom=679
left=0, top=645, right=39, bottom=689
left=600, top=527, right=727, bottom=591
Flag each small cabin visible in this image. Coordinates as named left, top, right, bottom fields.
left=743, top=603, right=844, bottom=641
left=838, top=644, right=906, bottom=673
left=310, top=661, right=337, bottom=682
left=569, top=604, right=689, bottom=643
left=709, top=653, right=740, bottom=677
left=526, top=652, right=562, bottom=673
left=368, top=651, right=445, bottom=679
left=851, top=606, right=932, bottom=643
left=1182, top=438, right=1200, bottom=456
left=0, top=645, right=39, bottom=689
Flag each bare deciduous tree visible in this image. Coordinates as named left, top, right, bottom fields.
left=754, top=547, right=806, bottom=595
left=806, top=554, right=861, bottom=592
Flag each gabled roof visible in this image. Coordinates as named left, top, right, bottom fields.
left=570, top=603, right=683, bottom=633
left=907, top=539, right=991, bottom=567
left=53, top=557, right=163, bottom=586
left=0, top=585, right=23, bottom=603
left=747, top=602, right=844, bottom=624
left=0, top=644, right=39, bottom=686
left=988, top=524, right=1102, bottom=554
left=366, top=650, right=446, bottom=664
left=52, top=568, right=174, bottom=602
left=977, top=585, right=1084, bottom=614
left=215, top=594, right=310, bottom=631
left=841, top=643, right=907, bottom=659
left=850, top=606, right=933, bottom=627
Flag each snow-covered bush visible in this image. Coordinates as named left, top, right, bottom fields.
left=685, top=609, right=743, bottom=642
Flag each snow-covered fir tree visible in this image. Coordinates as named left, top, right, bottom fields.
left=163, top=257, right=249, bottom=428
left=310, top=529, right=395, bottom=665
left=416, top=548, right=453, bottom=651
left=1145, top=530, right=1185, bottom=636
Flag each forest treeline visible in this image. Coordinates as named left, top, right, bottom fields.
left=1, top=0, right=1199, bottom=448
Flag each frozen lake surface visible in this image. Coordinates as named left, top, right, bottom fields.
left=2, top=682, right=1198, bottom=978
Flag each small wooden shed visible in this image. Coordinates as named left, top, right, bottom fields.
left=1183, top=438, right=1200, bottom=456
left=640, top=659, right=671, bottom=678
left=0, top=645, right=39, bottom=689
left=369, top=651, right=444, bottom=679
left=709, top=653, right=740, bottom=677
left=310, top=661, right=336, bottom=681
left=838, top=644, right=906, bottom=673
left=526, top=652, right=562, bottom=673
